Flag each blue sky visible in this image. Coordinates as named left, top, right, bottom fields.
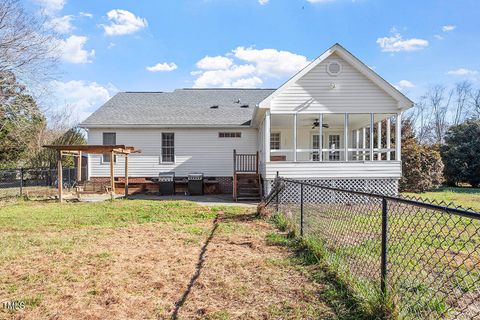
left=26, top=0, right=480, bottom=121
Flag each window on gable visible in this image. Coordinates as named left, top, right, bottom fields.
left=218, top=132, right=241, bottom=138
left=161, top=133, right=175, bottom=163
left=102, top=132, right=116, bottom=163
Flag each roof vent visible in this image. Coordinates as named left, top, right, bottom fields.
left=235, top=99, right=241, bottom=104
left=210, top=105, right=219, bottom=109
left=240, top=104, right=249, bottom=108
left=327, top=60, right=342, bottom=76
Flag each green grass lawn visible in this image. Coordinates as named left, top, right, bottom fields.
left=402, top=187, right=480, bottom=211
left=0, top=199, right=334, bottom=319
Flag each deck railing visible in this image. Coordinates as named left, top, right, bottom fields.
left=233, top=149, right=258, bottom=174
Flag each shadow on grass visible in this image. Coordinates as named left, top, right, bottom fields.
left=171, top=213, right=221, bottom=319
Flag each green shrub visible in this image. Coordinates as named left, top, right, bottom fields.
left=400, top=120, right=444, bottom=192
left=441, top=120, right=480, bottom=187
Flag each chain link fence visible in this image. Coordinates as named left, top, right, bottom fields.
left=264, top=176, right=480, bottom=320
left=0, top=167, right=86, bottom=199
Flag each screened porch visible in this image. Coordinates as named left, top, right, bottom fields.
left=265, top=112, right=401, bottom=163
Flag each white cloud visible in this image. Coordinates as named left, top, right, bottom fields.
left=442, top=25, right=456, bottom=32
left=107, top=42, right=116, bottom=49
left=446, top=68, right=478, bottom=76
left=146, top=62, right=178, bottom=72
left=79, top=12, right=93, bottom=18
left=102, top=9, right=148, bottom=36
left=58, top=35, right=95, bottom=64
left=194, top=64, right=256, bottom=88
left=233, top=46, right=309, bottom=77
left=259, top=0, right=269, bottom=5
left=46, top=15, right=74, bottom=33
left=376, top=32, right=429, bottom=52
left=232, top=76, right=263, bottom=88
left=50, top=80, right=117, bottom=121
left=306, top=0, right=336, bottom=3
left=34, top=0, right=65, bottom=15
left=196, top=56, right=233, bottom=70
left=397, top=80, right=415, bottom=88
left=434, top=34, right=444, bottom=40
left=192, top=46, right=309, bottom=88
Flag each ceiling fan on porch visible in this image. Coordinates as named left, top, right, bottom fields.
left=312, top=119, right=329, bottom=129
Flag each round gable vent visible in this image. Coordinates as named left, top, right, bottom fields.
left=327, top=60, right=342, bottom=76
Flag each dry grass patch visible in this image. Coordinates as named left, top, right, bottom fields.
left=0, top=200, right=333, bottom=319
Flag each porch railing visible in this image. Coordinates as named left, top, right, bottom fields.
left=233, top=149, right=258, bottom=174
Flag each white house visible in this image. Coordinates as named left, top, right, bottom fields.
left=80, top=44, right=413, bottom=199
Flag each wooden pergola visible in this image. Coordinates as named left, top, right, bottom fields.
left=43, top=145, right=141, bottom=202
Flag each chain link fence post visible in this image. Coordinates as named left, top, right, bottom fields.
left=381, top=197, right=388, bottom=296
left=300, top=183, right=304, bottom=237
left=275, top=171, right=279, bottom=212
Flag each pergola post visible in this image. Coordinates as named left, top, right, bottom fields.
left=110, top=150, right=115, bottom=200
left=57, top=151, right=63, bottom=202
left=124, top=154, right=129, bottom=198
left=76, top=151, right=82, bottom=182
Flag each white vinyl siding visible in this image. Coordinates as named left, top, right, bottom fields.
left=270, top=53, right=398, bottom=113
left=265, top=161, right=401, bottom=179
left=88, top=128, right=257, bottom=177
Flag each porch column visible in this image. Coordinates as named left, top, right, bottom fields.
left=377, top=121, right=382, bottom=160
left=344, top=113, right=349, bottom=161
left=362, top=127, right=366, bottom=160
left=396, top=112, right=402, bottom=161
left=124, top=154, right=129, bottom=198
left=369, top=113, right=374, bottom=160
left=386, top=118, right=391, bottom=160
left=265, top=110, right=271, bottom=163
left=355, top=129, right=360, bottom=160
left=293, top=113, right=297, bottom=162
left=318, top=114, right=323, bottom=161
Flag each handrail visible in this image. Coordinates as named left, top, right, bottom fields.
left=233, top=149, right=258, bottom=173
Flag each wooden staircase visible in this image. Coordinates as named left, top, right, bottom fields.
left=233, top=150, right=262, bottom=201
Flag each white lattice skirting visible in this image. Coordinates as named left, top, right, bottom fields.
left=264, top=178, right=399, bottom=203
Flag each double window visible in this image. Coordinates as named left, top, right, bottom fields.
left=102, top=132, right=116, bottom=163
left=270, top=132, right=281, bottom=150
left=161, top=133, right=175, bottom=163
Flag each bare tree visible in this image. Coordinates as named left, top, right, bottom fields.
left=408, top=95, right=432, bottom=144
left=471, top=89, right=480, bottom=119
left=452, top=81, right=472, bottom=125
left=0, top=0, right=58, bottom=84
left=427, top=84, right=452, bottom=144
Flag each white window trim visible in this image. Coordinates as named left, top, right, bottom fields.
left=160, top=132, right=175, bottom=164
left=101, top=132, right=116, bottom=165
left=270, top=131, right=281, bottom=150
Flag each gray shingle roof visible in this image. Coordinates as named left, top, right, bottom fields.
left=80, top=88, right=275, bottom=127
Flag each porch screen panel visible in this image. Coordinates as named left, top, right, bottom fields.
left=161, top=133, right=175, bottom=163
left=347, top=114, right=370, bottom=161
